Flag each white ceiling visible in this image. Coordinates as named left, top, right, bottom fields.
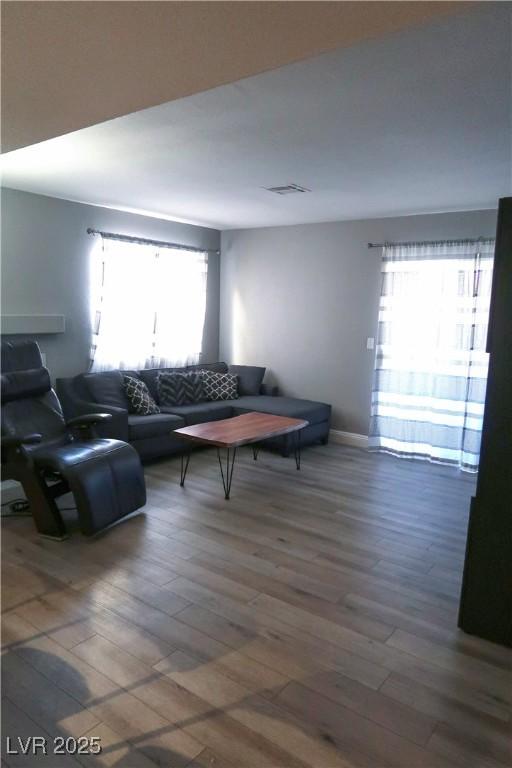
left=2, top=1, right=465, bottom=152
left=1, top=6, right=510, bottom=231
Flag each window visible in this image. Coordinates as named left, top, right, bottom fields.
left=90, top=236, right=208, bottom=370
left=368, top=239, right=494, bottom=471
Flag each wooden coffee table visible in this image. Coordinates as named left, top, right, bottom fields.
left=174, top=411, right=308, bottom=499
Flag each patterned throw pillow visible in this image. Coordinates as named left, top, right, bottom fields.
left=157, top=372, right=205, bottom=406
left=123, top=375, right=160, bottom=415
left=200, top=371, right=238, bottom=401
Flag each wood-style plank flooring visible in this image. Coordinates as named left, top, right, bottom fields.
left=2, top=443, right=511, bottom=768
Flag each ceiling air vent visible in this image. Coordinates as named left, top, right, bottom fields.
left=265, top=183, right=311, bottom=195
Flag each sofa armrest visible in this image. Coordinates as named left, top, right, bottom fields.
left=67, top=413, right=113, bottom=440
left=260, top=383, right=279, bottom=397
left=67, top=413, right=113, bottom=427
left=56, top=377, right=129, bottom=442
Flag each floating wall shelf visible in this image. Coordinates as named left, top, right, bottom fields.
left=1, top=315, right=66, bottom=335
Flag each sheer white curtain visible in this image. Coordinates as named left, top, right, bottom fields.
left=368, top=240, right=494, bottom=471
left=90, top=237, right=208, bottom=371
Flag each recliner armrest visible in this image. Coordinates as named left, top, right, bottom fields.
left=2, top=433, right=42, bottom=450
left=59, top=397, right=129, bottom=442
left=2, top=433, right=42, bottom=464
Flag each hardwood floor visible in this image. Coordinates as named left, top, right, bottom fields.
left=2, top=443, right=511, bottom=768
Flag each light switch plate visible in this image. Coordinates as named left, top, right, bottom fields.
left=366, top=337, right=375, bottom=350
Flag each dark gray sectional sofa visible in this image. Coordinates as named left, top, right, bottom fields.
left=57, top=362, right=331, bottom=462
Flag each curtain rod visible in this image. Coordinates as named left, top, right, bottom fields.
left=86, top=228, right=220, bottom=255
left=367, top=236, right=494, bottom=249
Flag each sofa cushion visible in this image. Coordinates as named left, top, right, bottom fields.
left=123, top=375, right=160, bottom=415
left=157, top=372, right=205, bottom=406
left=187, top=362, right=228, bottom=374
left=160, top=401, right=233, bottom=425
left=128, top=413, right=184, bottom=440
left=138, top=363, right=227, bottom=402
left=201, top=371, right=238, bottom=401
left=84, top=370, right=130, bottom=409
left=228, top=365, right=266, bottom=396
left=138, top=367, right=183, bottom=403
left=230, top=395, right=331, bottom=425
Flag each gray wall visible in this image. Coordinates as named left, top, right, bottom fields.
left=220, top=209, right=498, bottom=434
left=1, top=188, right=220, bottom=378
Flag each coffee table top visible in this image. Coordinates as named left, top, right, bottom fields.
left=174, top=411, right=308, bottom=448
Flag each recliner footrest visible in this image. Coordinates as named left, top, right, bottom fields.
left=60, top=441, right=146, bottom=535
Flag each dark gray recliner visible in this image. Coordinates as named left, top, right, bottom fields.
left=1, top=341, right=146, bottom=539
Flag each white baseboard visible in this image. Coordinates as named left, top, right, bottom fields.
left=329, top=429, right=368, bottom=449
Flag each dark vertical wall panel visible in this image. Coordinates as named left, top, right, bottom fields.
left=459, top=197, right=512, bottom=646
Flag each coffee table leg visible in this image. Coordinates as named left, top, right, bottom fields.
left=180, top=452, right=191, bottom=487
left=217, top=447, right=237, bottom=499
left=294, top=430, right=301, bottom=470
